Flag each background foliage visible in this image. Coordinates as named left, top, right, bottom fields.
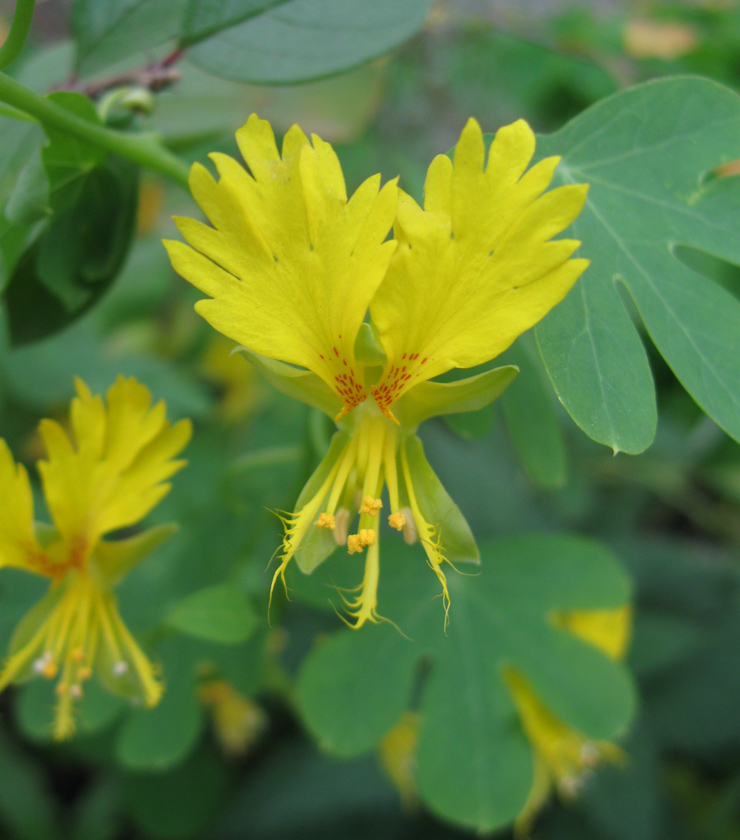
left=2, top=0, right=740, bottom=837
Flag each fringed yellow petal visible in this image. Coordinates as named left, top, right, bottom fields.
left=370, top=117, right=588, bottom=416
left=0, top=440, right=46, bottom=572
left=165, top=113, right=398, bottom=418
left=37, top=377, right=191, bottom=556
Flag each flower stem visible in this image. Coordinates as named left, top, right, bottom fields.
left=0, top=0, right=36, bottom=72
left=0, top=71, right=190, bottom=187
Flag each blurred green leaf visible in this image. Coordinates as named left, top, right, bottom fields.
left=165, top=584, right=257, bottom=644
left=3, top=154, right=138, bottom=345
left=123, top=745, right=228, bottom=840
left=536, top=77, right=740, bottom=453
left=181, top=0, right=289, bottom=44
left=500, top=336, right=567, bottom=489
left=116, top=642, right=203, bottom=771
left=295, top=535, right=635, bottom=832
left=72, top=0, right=187, bottom=75
left=187, top=0, right=434, bottom=83
left=0, top=727, right=56, bottom=840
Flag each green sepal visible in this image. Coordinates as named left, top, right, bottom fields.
left=396, top=365, right=519, bottom=429
left=354, top=321, right=387, bottom=368
left=293, top=432, right=349, bottom=575
left=402, top=435, right=479, bottom=565
left=234, top=346, right=342, bottom=418
left=96, top=523, right=178, bottom=585
left=5, top=587, right=64, bottom=681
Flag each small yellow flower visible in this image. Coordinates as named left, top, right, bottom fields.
left=507, top=606, right=632, bottom=833
left=166, top=114, right=588, bottom=628
left=198, top=679, right=267, bottom=757
left=0, top=377, right=191, bottom=739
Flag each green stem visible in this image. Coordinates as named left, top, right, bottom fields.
left=0, top=0, right=36, bottom=71
left=0, top=72, right=190, bottom=187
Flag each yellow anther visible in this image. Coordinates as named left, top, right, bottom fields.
left=315, top=512, right=336, bottom=529
left=359, top=528, right=376, bottom=547
left=78, top=667, right=93, bottom=681
left=360, top=496, right=383, bottom=516
left=71, top=646, right=86, bottom=662
left=388, top=512, right=406, bottom=531
left=41, top=660, right=58, bottom=679
left=347, top=534, right=364, bottom=555
left=55, top=682, right=68, bottom=697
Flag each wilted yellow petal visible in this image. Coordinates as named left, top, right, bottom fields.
left=165, top=113, right=398, bottom=417
left=37, top=377, right=191, bottom=556
left=0, top=440, right=46, bottom=573
left=370, top=118, right=588, bottom=415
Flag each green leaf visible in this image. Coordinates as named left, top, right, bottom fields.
left=500, top=336, right=567, bottom=489
left=181, top=0, right=289, bottom=44
left=0, top=727, right=56, bottom=840
left=116, top=642, right=203, bottom=770
left=4, top=150, right=49, bottom=225
left=4, top=157, right=139, bottom=345
left=165, top=584, right=257, bottom=644
left=187, top=0, right=434, bottom=83
left=294, top=534, right=635, bottom=832
left=42, top=92, right=106, bottom=214
left=535, top=77, right=740, bottom=453
left=72, top=0, right=188, bottom=75
left=122, top=745, right=229, bottom=840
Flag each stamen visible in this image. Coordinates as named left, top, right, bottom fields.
left=360, top=496, right=383, bottom=516
left=113, top=661, right=129, bottom=676
left=400, top=507, right=417, bottom=545
left=388, top=512, right=406, bottom=531
left=315, top=512, right=336, bottom=529
left=69, top=684, right=83, bottom=700
left=55, top=682, right=68, bottom=697
left=42, top=659, right=59, bottom=679
left=333, top=508, right=350, bottom=545
left=78, top=666, right=93, bottom=681
left=348, top=529, right=376, bottom=554
left=359, top=529, right=376, bottom=547
left=71, top=646, right=86, bottom=662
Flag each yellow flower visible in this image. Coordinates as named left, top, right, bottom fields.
left=0, top=377, right=191, bottom=739
left=166, top=114, right=588, bottom=628
left=506, top=605, right=632, bottom=833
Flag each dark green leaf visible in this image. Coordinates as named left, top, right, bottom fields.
left=187, top=0, right=434, bottom=83
left=72, top=0, right=188, bottom=75
left=182, top=0, right=289, bottom=45
left=116, top=642, right=203, bottom=770
left=500, top=336, right=568, bottom=488
left=123, top=746, right=228, bottom=840
left=295, top=535, right=635, bottom=831
left=0, top=727, right=56, bottom=840
left=4, top=158, right=139, bottom=345
left=536, top=77, right=740, bottom=452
